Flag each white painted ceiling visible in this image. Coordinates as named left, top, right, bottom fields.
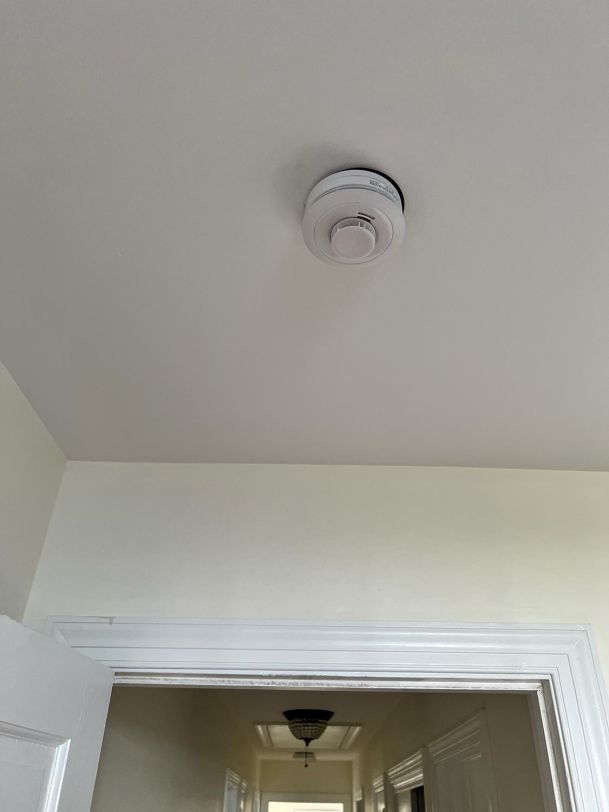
left=2, top=1, right=609, bottom=467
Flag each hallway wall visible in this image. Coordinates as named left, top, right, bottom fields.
left=360, top=693, right=544, bottom=812
left=92, top=688, right=257, bottom=812
left=260, top=760, right=352, bottom=794
left=0, top=363, right=65, bottom=620
left=24, top=462, right=609, bottom=684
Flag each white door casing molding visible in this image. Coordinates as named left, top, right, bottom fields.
left=386, top=713, right=498, bottom=812
left=372, top=774, right=385, bottom=812
left=47, top=617, right=609, bottom=812
left=426, top=711, right=499, bottom=812
left=224, top=768, right=247, bottom=812
left=427, top=713, right=487, bottom=765
left=387, top=751, right=424, bottom=796
left=386, top=750, right=424, bottom=812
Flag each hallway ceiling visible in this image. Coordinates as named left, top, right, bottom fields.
left=2, top=1, right=609, bottom=468
left=255, top=724, right=361, bottom=753
left=214, top=689, right=403, bottom=758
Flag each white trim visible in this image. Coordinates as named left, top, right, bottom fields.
left=226, top=768, right=248, bottom=789
left=340, top=725, right=361, bottom=749
left=372, top=775, right=385, bottom=794
left=48, top=617, right=609, bottom=812
left=255, top=724, right=274, bottom=748
left=427, top=711, right=499, bottom=812
left=427, top=713, right=484, bottom=764
left=253, top=723, right=361, bottom=752
left=387, top=751, right=424, bottom=793
left=0, top=721, right=70, bottom=812
left=224, top=768, right=247, bottom=812
left=372, top=775, right=385, bottom=812
left=44, top=740, right=70, bottom=812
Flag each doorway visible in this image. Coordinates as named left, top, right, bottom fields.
left=265, top=799, right=349, bottom=812
left=89, top=685, right=543, bottom=812
left=47, top=616, right=609, bottom=812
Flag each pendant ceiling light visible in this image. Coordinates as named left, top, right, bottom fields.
left=283, top=709, right=334, bottom=748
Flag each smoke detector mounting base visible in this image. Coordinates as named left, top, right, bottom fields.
left=302, top=168, right=405, bottom=266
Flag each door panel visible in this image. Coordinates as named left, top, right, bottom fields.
left=0, top=724, right=68, bottom=812
left=0, top=616, right=113, bottom=812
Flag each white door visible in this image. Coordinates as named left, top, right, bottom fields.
left=0, top=615, right=113, bottom=812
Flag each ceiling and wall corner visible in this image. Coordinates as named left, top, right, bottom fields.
left=1, top=0, right=609, bottom=469
left=0, top=364, right=65, bottom=621
left=23, top=462, right=609, bottom=681
left=2, top=0, right=609, bottom=749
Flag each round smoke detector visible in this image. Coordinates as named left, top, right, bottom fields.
left=302, top=168, right=405, bottom=266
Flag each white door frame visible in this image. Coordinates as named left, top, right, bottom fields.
left=47, top=617, right=609, bottom=812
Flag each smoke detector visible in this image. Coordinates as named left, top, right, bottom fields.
left=302, top=168, right=405, bottom=266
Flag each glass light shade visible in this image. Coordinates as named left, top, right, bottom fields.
left=283, top=709, right=334, bottom=747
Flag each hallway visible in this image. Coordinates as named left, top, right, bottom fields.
left=91, top=687, right=544, bottom=812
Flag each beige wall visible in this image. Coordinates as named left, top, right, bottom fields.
left=0, top=363, right=65, bottom=620
left=24, top=462, right=609, bottom=683
left=360, top=692, right=544, bottom=812
left=92, top=687, right=257, bottom=812
left=260, top=761, right=352, bottom=795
